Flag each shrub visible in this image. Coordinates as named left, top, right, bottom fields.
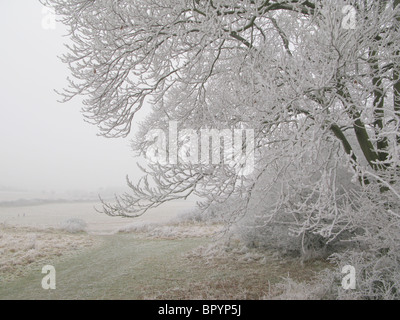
left=59, top=218, right=87, bottom=233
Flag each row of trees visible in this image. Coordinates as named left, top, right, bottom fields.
left=45, top=0, right=400, bottom=298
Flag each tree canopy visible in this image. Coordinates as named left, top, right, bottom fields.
left=44, top=0, right=400, bottom=299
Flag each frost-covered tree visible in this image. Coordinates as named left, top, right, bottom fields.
left=44, top=0, right=400, bottom=298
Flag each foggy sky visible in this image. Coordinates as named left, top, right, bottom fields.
left=0, top=1, right=144, bottom=193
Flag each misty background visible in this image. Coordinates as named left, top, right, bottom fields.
left=0, top=1, right=144, bottom=201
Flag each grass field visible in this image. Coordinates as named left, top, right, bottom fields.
left=0, top=223, right=330, bottom=300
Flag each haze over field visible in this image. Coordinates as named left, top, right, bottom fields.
left=1, top=0, right=400, bottom=301
left=0, top=1, right=145, bottom=196
left=0, top=200, right=196, bottom=234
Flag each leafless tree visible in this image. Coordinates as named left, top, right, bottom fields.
left=44, top=0, right=400, bottom=298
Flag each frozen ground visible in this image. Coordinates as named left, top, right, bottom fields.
left=0, top=198, right=330, bottom=299
left=0, top=225, right=328, bottom=299
left=0, top=224, right=99, bottom=282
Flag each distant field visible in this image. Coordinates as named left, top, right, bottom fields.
left=0, top=199, right=196, bottom=234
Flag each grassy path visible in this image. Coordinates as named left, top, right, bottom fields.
left=0, top=234, right=209, bottom=299
left=0, top=231, right=330, bottom=300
